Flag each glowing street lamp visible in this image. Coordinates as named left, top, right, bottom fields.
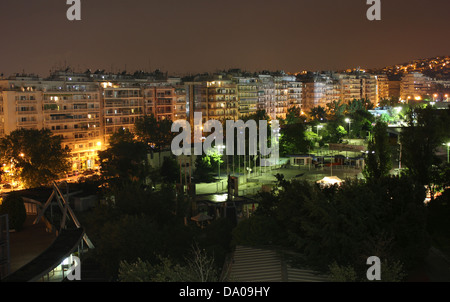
left=345, top=118, right=352, bottom=138
left=217, top=145, right=225, bottom=177
left=316, top=125, right=323, bottom=136
left=444, top=142, right=450, bottom=164
left=216, top=145, right=226, bottom=192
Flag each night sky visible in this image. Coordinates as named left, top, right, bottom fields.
left=1, top=0, right=449, bottom=77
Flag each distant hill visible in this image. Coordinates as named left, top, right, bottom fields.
left=368, top=56, right=450, bottom=80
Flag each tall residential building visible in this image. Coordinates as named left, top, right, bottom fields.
left=143, top=86, right=176, bottom=121
left=0, top=73, right=104, bottom=170
left=257, top=75, right=276, bottom=117
left=400, top=72, right=432, bottom=101
left=42, top=90, right=102, bottom=170
left=302, top=73, right=339, bottom=112
left=302, top=71, right=381, bottom=112
left=376, top=74, right=390, bottom=103
left=389, top=80, right=401, bottom=99
left=102, top=85, right=144, bottom=139
left=174, top=85, right=187, bottom=121
left=287, top=81, right=303, bottom=110
left=0, top=69, right=306, bottom=172
left=206, top=79, right=238, bottom=122
left=337, top=73, right=378, bottom=104
left=236, top=77, right=258, bottom=119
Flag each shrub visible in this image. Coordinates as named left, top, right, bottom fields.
left=0, top=193, right=27, bottom=231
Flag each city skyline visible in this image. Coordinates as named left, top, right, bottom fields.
left=1, top=0, right=450, bottom=77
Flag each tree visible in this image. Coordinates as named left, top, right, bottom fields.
left=0, top=129, right=71, bottom=188
left=134, top=114, right=174, bottom=166
left=118, top=244, right=222, bottom=282
left=279, top=123, right=309, bottom=156
left=348, top=109, right=375, bottom=139
left=0, top=193, right=27, bottom=231
left=308, top=106, right=327, bottom=122
left=364, top=122, right=392, bottom=180
left=285, top=107, right=303, bottom=124
left=193, top=155, right=216, bottom=183
left=335, top=125, right=348, bottom=142
left=235, top=175, right=430, bottom=275
left=326, top=100, right=346, bottom=119
left=160, top=156, right=180, bottom=184
left=400, top=106, right=450, bottom=197
left=98, top=128, right=150, bottom=185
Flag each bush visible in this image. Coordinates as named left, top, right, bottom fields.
left=0, top=193, right=27, bottom=231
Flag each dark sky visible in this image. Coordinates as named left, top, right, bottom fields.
left=1, top=0, right=449, bottom=77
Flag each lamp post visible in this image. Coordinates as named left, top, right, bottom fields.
left=217, top=145, right=225, bottom=192
left=316, top=125, right=323, bottom=136
left=345, top=118, right=351, bottom=138
left=445, top=142, right=450, bottom=164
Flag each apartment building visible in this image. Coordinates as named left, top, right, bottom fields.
left=0, top=69, right=305, bottom=172
left=0, top=73, right=105, bottom=170
left=206, top=79, right=239, bottom=122
left=400, top=72, right=432, bottom=101
left=302, top=71, right=381, bottom=112
left=376, top=74, right=390, bottom=104
left=235, top=77, right=258, bottom=119
left=256, top=75, right=276, bottom=117
left=389, top=80, right=401, bottom=99
left=287, top=81, right=303, bottom=110
left=102, top=85, right=144, bottom=139
left=143, top=86, right=176, bottom=121
left=43, top=90, right=102, bottom=170
left=302, top=73, right=340, bottom=111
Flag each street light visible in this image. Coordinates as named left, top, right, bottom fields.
left=345, top=118, right=351, bottom=138
left=316, top=125, right=323, bottom=136
left=444, top=142, right=450, bottom=164
left=217, top=145, right=225, bottom=179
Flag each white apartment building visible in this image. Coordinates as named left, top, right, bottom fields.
left=302, top=74, right=340, bottom=111
left=400, top=72, right=432, bottom=101
left=376, top=74, right=390, bottom=104
left=302, top=72, right=380, bottom=112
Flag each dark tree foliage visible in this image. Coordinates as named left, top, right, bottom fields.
left=279, top=123, right=309, bottom=156
left=0, top=193, right=27, bottom=231
left=233, top=175, right=430, bottom=277
left=308, top=106, right=328, bottom=122
left=285, top=107, right=304, bottom=125
left=427, top=188, right=450, bottom=254
left=98, top=128, right=150, bottom=185
left=160, top=156, right=181, bottom=184
left=0, top=128, right=71, bottom=188
left=193, top=154, right=216, bottom=183
left=400, top=106, right=450, bottom=196
left=364, top=122, right=392, bottom=180
left=134, top=114, right=174, bottom=153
